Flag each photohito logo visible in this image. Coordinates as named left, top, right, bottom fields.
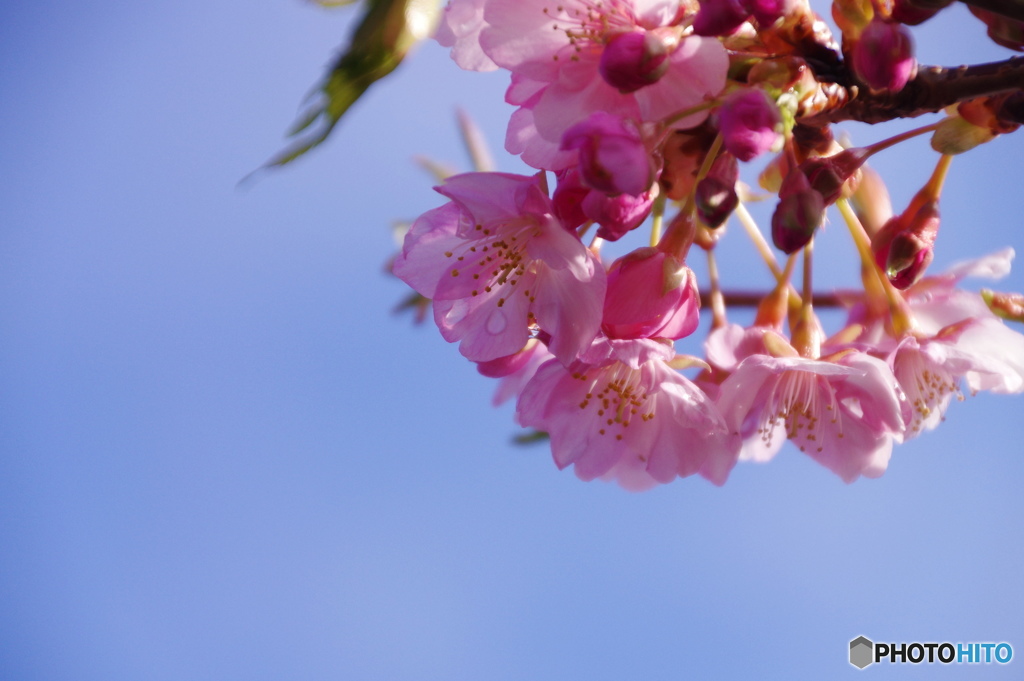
left=849, top=636, right=1013, bottom=669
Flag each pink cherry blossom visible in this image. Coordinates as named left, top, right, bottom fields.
left=517, top=337, right=737, bottom=489
left=716, top=352, right=906, bottom=482
left=477, top=339, right=555, bottom=406
left=435, top=0, right=499, bottom=72
left=392, top=172, right=606, bottom=365
left=889, top=318, right=1024, bottom=438
left=846, top=248, right=1024, bottom=435
left=477, top=0, right=728, bottom=166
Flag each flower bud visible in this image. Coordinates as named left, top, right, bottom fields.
left=851, top=18, right=917, bottom=94
left=692, top=0, right=750, bottom=36
left=771, top=170, right=825, bottom=254
left=716, top=88, right=782, bottom=162
left=888, top=207, right=939, bottom=289
left=583, top=189, right=655, bottom=241
left=599, top=29, right=674, bottom=93
left=872, top=200, right=939, bottom=289
left=742, top=0, right=788, bottom=27
left=602, top=248, right=700, bottom=340
left=695, top=153, right=739, bottom=228
left=561, top=112, right=654, bottom=196
left=799, top=147, right=869, bottom=205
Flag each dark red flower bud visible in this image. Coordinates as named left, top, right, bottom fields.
left=771, top=171, right=825, bottom=254
left=599, top=30, right=673, bottom=93
left=695, top=153, right=739, bottom=228
left=692, top=0, right=749, bottom=36
left=799, top=147, right=869, bottom=205
left=742, top=0, right=788, bottom=27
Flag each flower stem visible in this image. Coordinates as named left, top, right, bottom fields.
left=864, top=121, right=943, bottom=157
left=682, top=133, right=723, bottom=217
left=650, top=192, right=666, bottom=247
left=660, top=99, right=718, bottom=130
left=706, top=248, right=727, bottom=329
left=735, top=200, right=805, bottom=308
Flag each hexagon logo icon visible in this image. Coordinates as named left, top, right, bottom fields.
left=850, top=636, right=874, bottom=669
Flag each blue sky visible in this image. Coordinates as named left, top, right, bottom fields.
left=2, top=2, right=1023, bottom=679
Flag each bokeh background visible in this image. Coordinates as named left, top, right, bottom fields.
left=2, top=2, right=1022, bottom=679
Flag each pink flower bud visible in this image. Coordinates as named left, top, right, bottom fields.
left=742, top=0, right=788, bottom=27
left=583, top=189, right=655, bottom=242
left=692, top=0, right=749, bottom=36
left=798, top=147, right=869, bottom=205
left=872, top=201, right=939, bottom=289
left=851, top=18, right=917, bottom=93
left=716, top=89, right=782, bottom=162
left=602, top=248, right=700, bottom=340
left=771, top=170, right=825, bottom=254
left=695, top=153, right=739, bottom=228
left=561, top=112, right=654, bottom=197
left=599, top=30, right=673, bottom=93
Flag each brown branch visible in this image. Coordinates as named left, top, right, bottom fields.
left=957, top=0, right=1024, bottom=23
left=800, top=56, right=1024, bottom=126
left=700, top=290, right=858, bottom=308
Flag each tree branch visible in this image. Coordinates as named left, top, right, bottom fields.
left=799, top=56, right=1024, bottom=126
left=700, top=290, right=856, bottom=308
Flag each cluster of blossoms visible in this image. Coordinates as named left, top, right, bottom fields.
left=390, top=0, right=1024, bottom=489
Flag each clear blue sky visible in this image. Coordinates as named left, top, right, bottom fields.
left=1, top=2, right=1022, bottom=679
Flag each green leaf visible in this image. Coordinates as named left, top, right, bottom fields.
left=263, top=0, right=441, bottom=170
left=307, top=0, right=360, bottom=7
left=512, top=430, right=550, bottom=446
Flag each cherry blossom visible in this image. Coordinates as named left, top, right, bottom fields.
left=392, top=172, right=605, bottom=364
left=517, top=337, right=737, bottom=489
left=716, top=351, right=907, bottom=482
